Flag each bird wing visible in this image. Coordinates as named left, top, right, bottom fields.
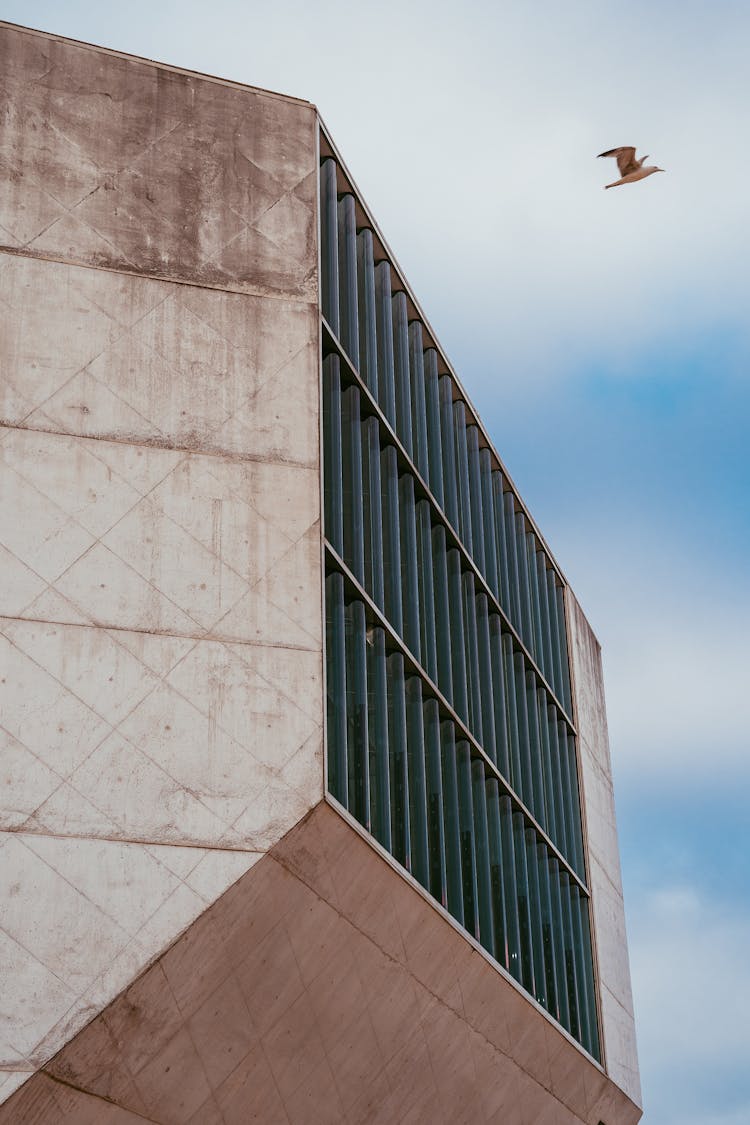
left=598, top=147, right=638, bottom=175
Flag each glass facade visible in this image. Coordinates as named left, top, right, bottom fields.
left=320, top=153, right=600, bottom=1060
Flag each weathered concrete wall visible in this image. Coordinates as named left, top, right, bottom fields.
left=567, top=592, right=642, bottom=1108
left=0, top=22, right=322, bottom=1104
left=0, top=802, right=642, bottom=1125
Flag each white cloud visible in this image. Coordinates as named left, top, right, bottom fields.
left=629, top=880, right=750, bottom=1123
left=548, top=512, right=750, bottom=784
left=12, top=0, right=750, bottom=398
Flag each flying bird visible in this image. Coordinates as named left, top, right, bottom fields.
left=598, top=147, right=665, bottom=189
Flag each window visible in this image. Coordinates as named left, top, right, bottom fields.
left=320, top=152, right=600, bottom=1060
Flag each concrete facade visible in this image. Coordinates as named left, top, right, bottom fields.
left=0, top=803, right=641, bottom=1125
left=0, top=22, right=323, bottom=1104
left=0, top=21, right=640, bottom=1123
left=567, top=594, right=641, bottom=1106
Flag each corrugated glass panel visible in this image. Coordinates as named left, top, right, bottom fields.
left=486, top=779, right=509, bottom=967
left=367, top=624, right=391, bottom=851
left=467, top=426, right=486, bottom=576
left=549, top=856, right=571, bottom=1030
left=381, top=445, right=403, bottom=635
left=525, top=667, right=546, bottom=830
left=342, top=385, right=365, bottom=583
left=500, top=794, right=522, bottom=983
left=547, top=568, right=565, bottom=705
left=536, top=550, right=556, bottom=688
left=322, top=355, right=344, bottom=557
left=548, top=705, right=568, bottom=858
left=362, top=416, right=385, bottom=610
left=525, top=825, right=547, bottom=1007
left=537, top=838, right=559, bottom=1021
left=472, top=759, right=495, bottom=954
left=406, top=677, right=429, bottom=888
left=447, top=549, right=468, bottom=723
left=561, top=871, right=582, bottom=1042
left=503, top=490, right=522, bottom=627
left=537, top=686, right=556, bottom=840
left=490, top=615, right=511, bottom=783
left=513, top=651, right=534, bottom=810
left=439, top=375, right=459, bottom=530
left=462, top=571, right=482, bottom=741
left=325, top=572, right=347, bottom=807
left=555, top=583, right=573, bottom=713
left=345, top=598, right=370, bottom=830
left=392, top=290, right=413, bottom=456
left=441, top=720, right=464, bottom=925
left=503, top=633, right=523, bottom=795
left=569, top=880, right=593, bottom=1054
left=493, top=472, right=512, bottom=614
left=320, top=159, right=339, bottom=334
left=578, top=894, right=601, bottom=1060
left=453, top=401, right=473, bottom=554
left=423, top=349, right=444, bottom=506
left=416, top=500, right=438, bottom=682
left=513, top=809, right=536, bottom=995
left=476, top=593, right=497, bottom=766
left=320, top=154, right=601, bottom=1062
left=432, top=524, right=453, bottom=704
left=457, top=740, right=479, bottom=939
left=479, top=449, right=499, bottom=598
left=399, top=473, right=421, bottom=662
left=528, top=533, right=544, bottom=669
left=566, top=730, right=586, bottom=878
left=409, top=322, right=429, bottom=482
left=356, top=229, right=378, bottom=396
left=337, top=195, right=359, bottom=367
left=515, top=512, right=534, bottom=649
left=387, top=652, right=410, bottom=870
left=424, top=697, right=447, bottom=908
left=375, top=262, right=397, bottom=426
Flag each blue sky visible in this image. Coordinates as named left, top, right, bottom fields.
left=4, top=2, right=749, bottom=1120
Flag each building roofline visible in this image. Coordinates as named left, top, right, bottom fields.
left=0, top=19, right=315, bottom=109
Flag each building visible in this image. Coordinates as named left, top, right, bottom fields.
left=0, top=20, right=641, bottom=1124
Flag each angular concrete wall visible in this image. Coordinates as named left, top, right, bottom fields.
left=567, top=593, right=642, bottom=1108
left=0, top=22, right=322, bottom=1103
left=0, top=802, right=642, bottom=1125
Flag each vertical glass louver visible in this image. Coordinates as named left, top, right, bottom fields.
left=320, top=155, right=600, bottom=1060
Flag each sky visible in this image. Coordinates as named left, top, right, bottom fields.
left=3, top=2, right=749, bottom=1120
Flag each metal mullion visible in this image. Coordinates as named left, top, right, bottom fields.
left=324, top=543, right=590, bottom=895
left=321, top=317, right=576, bottom=733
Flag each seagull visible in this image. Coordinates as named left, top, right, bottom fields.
left=598, top=147, right=665, bottom=189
